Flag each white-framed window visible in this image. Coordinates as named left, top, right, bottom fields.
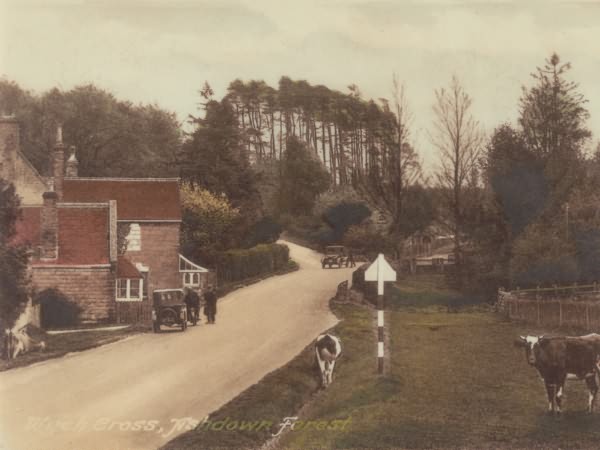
left=126, top=223, right=141, bottom=251
left=116, top=278, right=143, bottom=301
left=183, top=272, right=201, bottom=287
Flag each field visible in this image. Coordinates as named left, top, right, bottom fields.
left=164, top=275, right=600, bottom=449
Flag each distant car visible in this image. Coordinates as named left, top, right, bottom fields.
left=152, top=289, right=187, bottom=333
left=321, top=245, right=348, bottom=269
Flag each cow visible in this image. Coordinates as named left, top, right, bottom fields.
left=315, top=334, right=342, bottom=388
left=516, top=333, right=600, bottom=413
left=4, top=326, right=46, bottom=360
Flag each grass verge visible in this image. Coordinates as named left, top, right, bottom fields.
left=0, top=325, right=142, bottom=372
left=164, top=275, right=600, bottom=449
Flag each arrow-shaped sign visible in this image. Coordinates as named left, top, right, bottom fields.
left=365, top=253, right=396, bottom=295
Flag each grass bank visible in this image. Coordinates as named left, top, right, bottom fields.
left=0, top=325, right=141, bottom=372
left=164, top=275, right=600, bottom=449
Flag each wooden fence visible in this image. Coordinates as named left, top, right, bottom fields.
left=115, top=301, right=152, bottom=325
left=497, top=286, right=600, bottom=330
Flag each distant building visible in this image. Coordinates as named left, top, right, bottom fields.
left=403, top=226, right=455, bottom=274
left=3, top=118, right=208, bottom=324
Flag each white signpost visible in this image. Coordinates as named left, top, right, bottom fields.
left=365, top=253, right=397, bottom=374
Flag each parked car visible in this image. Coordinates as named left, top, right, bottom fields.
left=152, top=289, right=187, bottom=333
left=321, top=245, right=348, bottom=269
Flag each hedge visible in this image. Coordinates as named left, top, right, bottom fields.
left=214, top=243, right=290, bottom=284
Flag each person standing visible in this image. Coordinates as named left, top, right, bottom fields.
left=348, top=250, right=356, bottom=268
left=184, top=287, right=200, bottom=324
left=204, top=287, right=218, bottom=324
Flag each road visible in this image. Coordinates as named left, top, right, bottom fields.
left=0, top=241, right=353, bottom=450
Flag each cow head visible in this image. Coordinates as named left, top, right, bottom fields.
left=516, top=335, right=544, bottom=365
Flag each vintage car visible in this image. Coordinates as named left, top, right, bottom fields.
left=321, top=245, right=348, bottom=269
left=152, top=289, right=187, bottom=333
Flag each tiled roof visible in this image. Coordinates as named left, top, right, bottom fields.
left=117, top=256, right=143, bottom=279
left=63, top=178, right=181, bottom=221
left=13, top=205, right=110, bottom=265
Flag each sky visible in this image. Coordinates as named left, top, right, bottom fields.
left=1, top=0, right=600, bottom=170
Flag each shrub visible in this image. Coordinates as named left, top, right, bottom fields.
left=322, top=202, right=371, bottom=242
left=36, top=288, right=82, bottom=329
left=244, top=216, right=282, bottom=247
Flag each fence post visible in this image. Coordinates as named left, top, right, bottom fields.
left=536, top=285, right=541, bottom=325
left=554, top=284, right=558, bottom=298
left=559, top=299, right=563, bottom=327
left=586, top=302, right=590, bottom=330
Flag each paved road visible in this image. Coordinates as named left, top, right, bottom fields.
left=0, top=241, right=353, bottom=450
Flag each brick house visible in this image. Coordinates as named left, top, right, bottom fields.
left=3, top=118, right=208, bottom=324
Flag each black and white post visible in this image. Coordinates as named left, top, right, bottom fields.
left=365, top=254, right=396, bottom=374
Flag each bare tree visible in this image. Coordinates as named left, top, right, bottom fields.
left=358, top=75, right=422, bottom=239
left=389, top=75, right=422, bottom=233
left=431, top=76, right=484, bottom=271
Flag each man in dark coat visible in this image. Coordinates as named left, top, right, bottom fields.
left=347, top=250, right=356, bottom=268
left=204, top=287, right=218, bottom=324
left=184, top=287, right=200, bottom=324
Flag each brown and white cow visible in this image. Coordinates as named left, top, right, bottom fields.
left=315, top=334, right=342, bottom=388
left=516, top=333, right=600, bottom=413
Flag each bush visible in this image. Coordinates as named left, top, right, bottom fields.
left=214, top=243, right=290, bottom=284
left=36, top=288, right=82, bottom=329
left=322, top=202, right=371, bottom=242
left=244, top=216, right=282, bottom=247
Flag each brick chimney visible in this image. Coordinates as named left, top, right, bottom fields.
left=53, top=125, right=65, bottom=200
left=40, top=191, right=59, bottom=260
left=66, top=146, right=78, bottom=177
left=0, top=116, right=19, bottom=181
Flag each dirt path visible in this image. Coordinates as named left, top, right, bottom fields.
left=0, top=241, right=352, bottom=450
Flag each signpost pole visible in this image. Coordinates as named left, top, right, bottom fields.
left=377, top=291, right=384, bottom=374
left=365, top=253, right=396, bottom=376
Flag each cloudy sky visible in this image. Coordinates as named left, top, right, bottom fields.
left=1, top=0, right=600, bottom=168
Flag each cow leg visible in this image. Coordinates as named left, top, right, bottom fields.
left=315, top=349, right=327, bottom=388
left=555, top=384, right=563, bottom=414
left=328, top=360, right=336, bottom=384
left=585, top=374, right=598, bottom=413
left=545, top=382, right=557, bottom=413
left=555, top=375, right=567, bottom=414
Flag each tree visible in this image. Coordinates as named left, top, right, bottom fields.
left=0, top=179, right=30, bottom=329
left=519, top=53, right=590, bottom=211
left=322, top=201, right=372, bottom=243
left=0, top=80, right=182, bottom=178
left=179, top=183, right=240, bottom=257
left=278, top=136, right=330, bottom=216
left=359, top=76, right=423, bottom=237
left=431, top=76, right=484, bottom=278
left=181, top=98, right=263, bottom=243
